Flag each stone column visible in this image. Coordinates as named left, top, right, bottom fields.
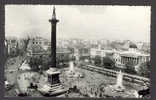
left=49, top=7, right=59, bottom=67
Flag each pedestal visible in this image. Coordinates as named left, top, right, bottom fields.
left=38, top=68, right=68, bottom=96
left=46, top=68, right=61, bottom=85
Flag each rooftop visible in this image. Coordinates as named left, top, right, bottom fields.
left=129, top=42, right=137, bottom=49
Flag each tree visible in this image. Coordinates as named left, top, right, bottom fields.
left=16, top=36, right=30, bottom=57
left=56, top=54, right=70, bottom=67
left=94, top=55, right=101, bottom=66
left=41, top=55, right=51, bottom=70
left=29, top=56, right=42, bottom=72
left=125, top=61, right=136, bottom=74
left=103, top=57, right=115, bottom=69
left=17, top=40, right=26, bottom=56
left=137, top=61, right=150, bottom=78
left=23, top=36, right=30, bottom=52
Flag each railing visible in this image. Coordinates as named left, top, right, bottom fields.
left=79, top=64, right=150, bottom=85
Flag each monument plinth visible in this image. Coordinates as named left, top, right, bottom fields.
left=46, top=68, right=60, bottom=85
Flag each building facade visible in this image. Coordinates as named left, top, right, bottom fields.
left=90, top=43, right=150, bottom=69
left=27, top=36, right=72, bottom=65
left=5, top=37, right=18, bottom=56
left=117, top=43, right=150, bottom=68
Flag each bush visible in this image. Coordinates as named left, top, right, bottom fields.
left=103, top=57, right=115, bottom=69
left=29, top=56, right=42, bottom=72
left=94, top=56, right=101, bottom=66
left=137, top=61, right=150, bottom=78
left=41, top=55, right=51, bottom=70
left=124, top=61, right=136, bottom=74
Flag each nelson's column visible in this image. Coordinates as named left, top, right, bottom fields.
left=40, top=7, right=67, bottom=95
left=46, top=7, right=60, bottom=85
left=49, top=6, right=59, bottom=67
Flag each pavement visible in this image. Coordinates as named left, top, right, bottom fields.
left=60, top=66, right=144, bottom=98
left=5, top=58, right=145, bottom=98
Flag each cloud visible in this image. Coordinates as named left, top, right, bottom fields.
left=5, top=5, right=150, bottom=42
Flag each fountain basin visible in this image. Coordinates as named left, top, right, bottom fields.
left=103, top=85, right=137, bottom=98
left=66, top=61, right=84, bottom=78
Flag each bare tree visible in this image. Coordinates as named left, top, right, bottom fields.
left=23, top=35, right=30, bottom=52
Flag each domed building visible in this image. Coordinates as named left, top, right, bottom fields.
left=89, top=41, right=150, bottom=69
left=116, top=42, right=150, bottom=69
left=129, top=42, right=138, bottom=52
left=129, top=43, right=137, bottom=48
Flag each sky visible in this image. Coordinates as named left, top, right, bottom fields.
left=5, top=5, right=151, bottom=42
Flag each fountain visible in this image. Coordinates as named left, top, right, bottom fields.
left=67, top=61, right=76, bottom=77
left=100, top=70, right=142, bottom=98
left=66, top=61, right=84, bottom=78
left=114, top=70, right=125, bottom=92
left=69, top=61, right=74, bottom=72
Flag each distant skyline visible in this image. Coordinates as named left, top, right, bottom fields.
left=5, top=5, right=151, bottom=42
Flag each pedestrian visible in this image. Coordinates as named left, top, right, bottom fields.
left=99, top=92, right=102, bottom=97
left=95, top=91, right=97, bottom=97
left=65, top=92, right=69, bottom=97
left=91, top=88, right=93, bottom=94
